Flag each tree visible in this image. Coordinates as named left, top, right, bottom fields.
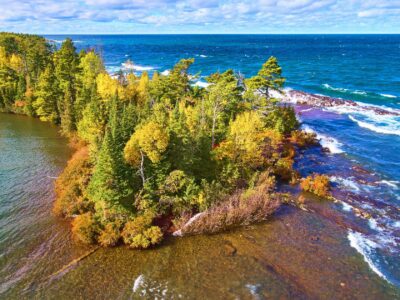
left=124, top=121, right=169, bottom=186
left=149, top=58, right=194, bottom=106
left=54, top=38, right=79, bottom=132
left=215, top=111, right=282, bottom=176
left=75, top=51, right=104, bottom=120
left=206, top=69, right=241, bottom=148
left=245, top=56, right=285, bottom=100
left=33, top=65, right=59, bottom=123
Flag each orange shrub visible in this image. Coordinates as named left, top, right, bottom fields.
left=300, top=174, right=330, bottom=197
left=71, top=213, right=99, bottom=244
left=53, top=147, right=93, bottom=217
left=290, top=130, right=317, bottom=147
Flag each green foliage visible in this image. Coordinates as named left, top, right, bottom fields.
left=265, top=105, right=299, bottom=134
left=245, top=56, right=285, bottom=99
left=87, top=127, right=133, bottom=220
left=33, top=65, right=59, bottom=123
left=158, top=170, right=200, bottom=214
left=1, top=32, right=307, bottom=248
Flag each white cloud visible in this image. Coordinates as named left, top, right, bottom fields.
left=0, top=0, right=398, bottom=32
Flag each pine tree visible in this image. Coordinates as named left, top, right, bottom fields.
left=54, top=38, right=79, bottom=132
left=33, top=65, right=59, bottom=123
left=87, top=99, right=134, bottom=219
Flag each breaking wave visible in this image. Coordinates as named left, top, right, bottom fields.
left=348, top=115, right=400, bottom=136
left=347, top=231, right=389, bottom=281
left=302, top=125, right=344, bottom=154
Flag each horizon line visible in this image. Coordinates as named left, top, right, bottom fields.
left=37, top=32, right=400, bottom=35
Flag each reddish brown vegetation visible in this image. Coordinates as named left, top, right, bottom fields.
left=53, top=147, right=93, bottom=217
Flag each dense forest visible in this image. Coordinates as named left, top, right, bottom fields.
left=0, top=32, right=326, bottom=248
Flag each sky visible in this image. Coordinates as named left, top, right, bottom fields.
left=0, top=0, right=399, bottom=34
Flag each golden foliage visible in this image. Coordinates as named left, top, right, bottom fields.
left=300, top=174, right=331, bottom=197
left=71, top=213, right=99, bottom=244
left=124, top=121, right=169, bottom=165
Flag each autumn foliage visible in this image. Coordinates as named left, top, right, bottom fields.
left=300, top=174, right=331, bottom=197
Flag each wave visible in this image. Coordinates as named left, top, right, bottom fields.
left=378, top=180, right=399, bottom=189
left=193, top=81, right=210, bottom=88
left=347, top=231, right=389, bottom=282
left=322, top=84, right=367, bottom=96
left=348, top=115, right=400, bottom=136
left=322, top=84, right=397, bottom=99
left=121, top=62, right=155, bottom=71
left=302, top=125, right=344, bottom=154
left=341, top=201, right=355, bottom=212
left=161, top=70, right=170, bottom=76
left=330, top=176, right=361, bottom=193
left=380, top=94, right=397, bottom=99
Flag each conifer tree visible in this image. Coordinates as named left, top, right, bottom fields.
left=33, top=65, right=59, bottom=123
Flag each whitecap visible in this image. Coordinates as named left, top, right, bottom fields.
left=302, top=125, right=344, bottom=154
left=193, top=81, right=210, bottom=88
left=368, top=218, right=382, bottom=231
left=347, top=231, right=389, bottom=281
left=380, top=94, right=397, bottom=98
left=348, top=115, right=400, bottom=136
left=378, top=180, right=399, bottom=189
left=341, top=201, right=354, bottom=212
left=199, top=54, right=208, bottom=58
left=322, top=84, right=368, bottom=96
left=330, top=176, right=361, bottom=192
left=133, top=274, right=145, bottom=293
left=121, top=62, right=155, bottom=71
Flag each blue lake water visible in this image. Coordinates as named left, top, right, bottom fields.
left=44, top=34, right=400, bottom=286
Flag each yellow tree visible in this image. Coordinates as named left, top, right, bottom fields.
left=215, top=111, right=282, bottom=171
left=124, top=121, right=169, bottom=185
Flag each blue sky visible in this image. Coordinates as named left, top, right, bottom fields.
left=0, top=0, right=399, bottom=34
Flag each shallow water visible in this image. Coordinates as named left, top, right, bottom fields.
left=1, top=113, right=399, bottom=299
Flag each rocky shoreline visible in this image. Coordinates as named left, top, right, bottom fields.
left=274, top=89, right=400, bottom=116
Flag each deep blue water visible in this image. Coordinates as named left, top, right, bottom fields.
left=45, top=34, right=400, bottom=286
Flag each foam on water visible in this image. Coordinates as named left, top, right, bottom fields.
left=349, top=115, right=400, bottom=136
left=330, top=176, right=361, bottom=193
left=341, top=201, right=354, bottom=212
left=380, top=94, right=397, bottom=99
left=121, top=62, right=155, bottom=71
left=193, top=81, right=210, bottom=88
left=322, top=84, right=368, bottom=96
left=378, top=180, right=399, bottom=189
left=347, top=231, right=389, bottom=282
left=302, top=125, right=344, bottom=154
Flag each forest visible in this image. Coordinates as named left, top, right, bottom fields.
left=0, top=32, right=324, bottom=248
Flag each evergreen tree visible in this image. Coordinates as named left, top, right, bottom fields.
left=33, top=65, right=59, bottom=123
left=54, top=38, right=79, bottom=132
left=245, top=56, right=285, bottom=100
